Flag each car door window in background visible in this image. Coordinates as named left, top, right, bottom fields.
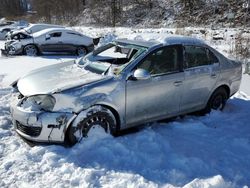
left=185, top=46, right=211, bottom=68
left=50, top=32, right=62, bottom=38
left=137, top=45, right=181, bottom=75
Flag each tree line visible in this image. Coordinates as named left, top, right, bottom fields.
left=0, top=0, right=249, bottom=27
left=0, top=0, right=28, bottom=18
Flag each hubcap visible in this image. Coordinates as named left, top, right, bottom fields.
left=87, top=124, right=107, bottom=138
left=81, top=115, right=109, bottom=137
left=25, top=46, right=37, bottom=56
left=212, top=95, right=223, bottom=110
left=77, top=48, right=87, bottom=56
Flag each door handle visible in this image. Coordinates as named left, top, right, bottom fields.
left=58, top=41, right=63, bottom=44
left=174, top=81, right=183, bottom=86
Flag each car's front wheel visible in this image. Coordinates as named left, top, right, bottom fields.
left=76, top=46, right=87, bottom=56
left=66, top=106, right=117, bottom=145
left=24, top=45, right=38, bottom=56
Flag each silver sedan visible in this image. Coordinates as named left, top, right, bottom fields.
left=10, top=36, right=242, bottom=145
left=2, top=28, right=95, bottom=56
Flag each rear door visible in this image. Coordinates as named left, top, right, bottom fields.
left=61, top=32, right=78, bottom=53
left=180, top=45, right=220, bottom=111
left=125, top=45, right=184, bottom=126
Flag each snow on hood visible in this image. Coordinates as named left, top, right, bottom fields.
left=17, top=60, right=105, bottom=96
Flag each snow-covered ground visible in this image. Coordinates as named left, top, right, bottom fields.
left=0, top=28, right=250, bottom=188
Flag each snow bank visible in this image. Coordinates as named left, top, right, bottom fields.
left=0, top=28, right=250, bottom=188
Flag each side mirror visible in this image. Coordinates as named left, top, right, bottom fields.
left=131, top=68, right=151, bottom=80
left=45, top=34, right=50, bottom=40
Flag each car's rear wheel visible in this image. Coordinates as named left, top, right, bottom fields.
left=24, top=45, right=38, bottom=56
left=66, top=106, right=117, bottom=145
left=76, top=46, right=87, bottom=56
left=205, top=87, right=228, bottom=113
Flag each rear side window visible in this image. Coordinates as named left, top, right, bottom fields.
left=50, top=32, right=62, bottom=37
left=208, top=50, right=219, bottom=64
left=67, top=32, right=82, bottom=37
left=185, top=46, right=210, bottom=68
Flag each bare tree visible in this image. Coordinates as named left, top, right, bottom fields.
left=30, top=0, right=84, bottom=24
left=0, top=0, right=27, bottom=18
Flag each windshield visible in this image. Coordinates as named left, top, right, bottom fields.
left=77, top=42, right=147, bottom=75
left=24, top=27, right=32, bottom=33
left=11, top=32, right=31, bottom=40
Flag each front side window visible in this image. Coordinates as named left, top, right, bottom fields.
left=185, top=46, right=211, bottom=68
left=137, top=45, right=181, bottom=76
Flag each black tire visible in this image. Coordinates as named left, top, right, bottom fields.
left=23, top=44, right=38, bottom=56
left=66, top=107, right=117, bottom=146
left=76, top=46, right=87, bottom=56
left=205, top=87, right=228, bottom=113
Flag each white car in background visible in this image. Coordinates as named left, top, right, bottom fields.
left=0, top=20, right=29, bottom=40
left=2, top=28, right=96, bottom=56
left=6, top=23, right=65, bottom=40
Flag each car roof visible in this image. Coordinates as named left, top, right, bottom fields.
left=27, top=23, right=64, bottom=29
left=115, top=35, right=206, bottom=48
left=115, top=38, right=159, bottom=48
left=163, top=35, right=206, bottom=45
left=33, top=28, right=79, bottom=37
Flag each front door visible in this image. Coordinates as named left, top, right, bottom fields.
left=40, top=32, right=64, bottom=53
left=126, top=45, right=184, bottom=127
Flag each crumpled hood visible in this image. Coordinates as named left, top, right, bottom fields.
left=5, top=39, right=17, bottom=46
left=17, top=60, right=107, bottom=96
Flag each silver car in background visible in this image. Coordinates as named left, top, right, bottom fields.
left=5, top=23, right=65, bottom=40
left=10, top=36, right=242, bottom=145
left=2, top=28, right=95, bottom=56
left=0, top=20, right=29, bottom=40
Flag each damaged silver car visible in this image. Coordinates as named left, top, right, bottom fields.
left=2, top=28, right=95, bottom=56
left=10, top=36, right=242, bottom=145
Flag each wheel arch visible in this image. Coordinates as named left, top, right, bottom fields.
left=66, top=103, right=121, bottom=132
left=64, top=104, right=121, bottom=145
left=98, top=104, right=121, bottom=132
left=200, top=84, right=230, bottom=115
left=76, top=45, right=88, bottom=54
left=23, top=43, right=40, bottom=55
left=214, top=84, right=230, bottom=99
left=206, top=84, right=230, bottom=105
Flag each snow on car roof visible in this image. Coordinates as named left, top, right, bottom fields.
left=115, top=35, right=205, bottom=48
left=163, top=35, right=206, bottom=45
left=115, top=38, right=159, bottom=48
left=25, top=23, right=64, bottom=30
left=33, top=28, right=79, bottom=37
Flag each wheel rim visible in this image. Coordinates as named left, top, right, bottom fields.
left=25, top=45, right=37, bottom=56
left=87, top=124, right=107, bottom=138
left=77, top=47, right=87, bottom=56
left=212, top=95, right=224, bottom=110
left=67, top=109, right=116, bottom=145
left=83, top=115, right=109, bottom=137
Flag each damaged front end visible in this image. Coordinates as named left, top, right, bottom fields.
left=10, top=93, right=77, bottom=143
left=1, top=40, right=22, bottom=56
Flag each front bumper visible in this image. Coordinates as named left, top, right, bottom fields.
left=1, top=48, right=9, bottom=56
left=11, top=104, right=76, bottom=143
left=1, top=42, right=22, bottom=56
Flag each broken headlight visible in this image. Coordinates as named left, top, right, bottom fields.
left=22, top=95, right=56, bottom=111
